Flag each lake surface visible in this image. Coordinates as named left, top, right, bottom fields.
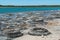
left=0, top=7, right=60, bottom=13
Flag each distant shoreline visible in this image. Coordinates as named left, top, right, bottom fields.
left=0, top=5, right=60, bottom=8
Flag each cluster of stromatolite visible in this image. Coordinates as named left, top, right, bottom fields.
left=28, top=28, right=51, bottom=36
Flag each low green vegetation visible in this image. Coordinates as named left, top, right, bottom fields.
left=0, top=5, right=60, bottom=8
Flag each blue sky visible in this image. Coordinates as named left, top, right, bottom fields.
left=0, top=0, right=60, bottom=5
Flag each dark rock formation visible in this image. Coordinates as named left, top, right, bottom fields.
left=28, top=28, right=51, bottom=36
left=6, top=30, right=23, bottom=38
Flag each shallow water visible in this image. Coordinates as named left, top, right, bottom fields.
left=0, top=7, right=60, bottom=13
left=0, top=36, right=7, bottom=40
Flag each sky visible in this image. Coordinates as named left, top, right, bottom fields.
left=0, top=0, right=60, bottom=5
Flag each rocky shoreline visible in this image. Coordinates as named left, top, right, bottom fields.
left=0, top=10, right=60, bottom=40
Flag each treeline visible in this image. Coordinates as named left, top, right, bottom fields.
left=0, top=5, right=60, bottom=7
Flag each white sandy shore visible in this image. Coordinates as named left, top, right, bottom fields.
left=14, top=34, right=60, bottom=40
left=14, top=26, right=60, bottom=40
